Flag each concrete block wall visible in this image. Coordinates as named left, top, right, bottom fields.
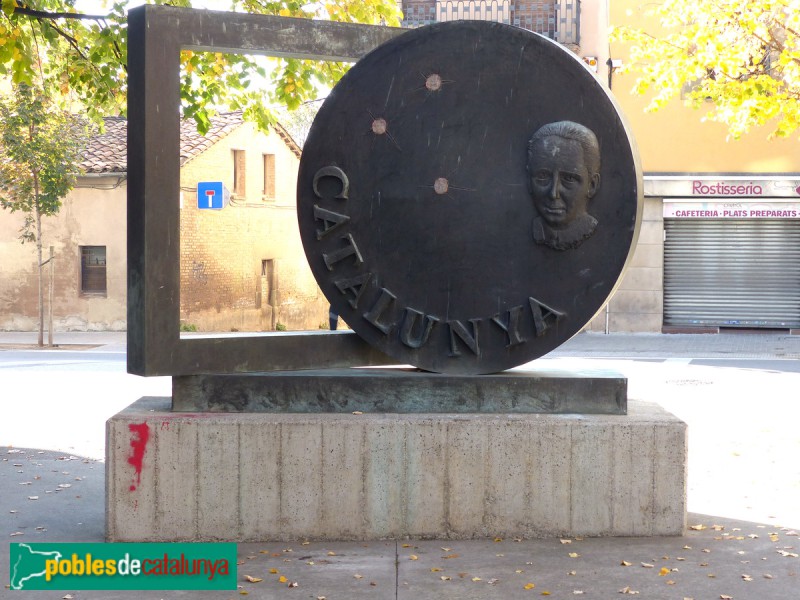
left=588, top=196, right=664, bottom=332
left=107, top=397, right=687, bottom=542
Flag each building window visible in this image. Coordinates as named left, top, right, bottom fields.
left=233, top=149, right=246, bottom=196
left=80, top=246, right=107, bottom=295
left=263, top=153, right=276, bottom=200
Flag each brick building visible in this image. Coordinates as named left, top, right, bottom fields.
left=0, top=112, right=329, bottom=332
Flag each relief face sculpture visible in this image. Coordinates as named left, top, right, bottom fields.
left=527, top=121, right=601, bottom=250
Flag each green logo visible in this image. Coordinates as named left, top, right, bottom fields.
left=9, top=543, right=237, bottom=590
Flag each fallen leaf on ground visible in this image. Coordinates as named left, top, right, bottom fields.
left=641, top=563, right=654, bottom=568
left=409, top=555, right=418, bottom=560
left=288, top=581, right=298, bottom=587
left=431, top=567, right=442, bottom=572
left=440, top=575, right=451, bottom=581
left=244, top=575, right=262, bottom=583
left=620, top=560, right=632, bottom=567
left=352, top=411, right=363, bottom=415
left=269, top=568, right=279, bottom=574
left=524, top=582, right=535, bottom=590
left=742, top=574, right=753, bottom=582
left=568, top=553, right=580, bottom=558
left=560, top=539, right=572, bottom=544
left=278, top=575, right=288, bottom=583
left=494, top=538, right=503, bottom=542
left=659, top=567, right=670, bottom=576
left=354, top=574, right=363, bottom=579
left=720, top=595, right=732, bottom=600
left=442, top=554, right=459, bottom=559
left=689, top=524, right=707, bottom=531
left=619, top=586, right=639, bottom=594
left=472, top=577, right=482, bottom=582
left=27, top=496, right=38, bottom=500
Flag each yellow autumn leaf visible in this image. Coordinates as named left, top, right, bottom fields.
left=472, top=576, right=482, bottom=582
left=541, top=592, right=551, bottom=596
left=431, top=567, right=442, bottom=572
left=659, top=567, right=670, bottom=576
left=524, top=582, right=536, bottom=590
left=278, top=8, right=290, bottom=16
left=409, top=555, right=418, bottom=560
left=494, top=537, right=502, bottom=542
left=278, top=575, right=288, bottom=583
left=269, top=568, right=279, bottom=574
left=244, top=575, right=263, bottom=582
left=568, top=552, right=580, bottom=558
left=689, top=524, right=707, bottom=531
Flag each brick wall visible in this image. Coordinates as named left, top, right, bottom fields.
left=179, top=121, right=329, bottom=332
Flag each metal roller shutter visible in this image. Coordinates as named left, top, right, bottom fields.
left=664, top=219, right=800, bottom=328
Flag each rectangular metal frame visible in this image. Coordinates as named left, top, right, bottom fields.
left=127, top=5, right=401, bottom=375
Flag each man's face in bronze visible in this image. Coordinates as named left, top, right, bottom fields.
left=528, top=135, right=599, bottom=229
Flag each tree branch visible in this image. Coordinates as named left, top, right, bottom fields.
left=13, top=5, right=109, bottom=21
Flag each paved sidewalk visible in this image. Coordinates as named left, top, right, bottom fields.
left=1, top=328, right=799, bottom=357
left=2, top=329, right=799, bottom=599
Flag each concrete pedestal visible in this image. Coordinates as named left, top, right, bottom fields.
left=106, top=396, right=686, bottom=541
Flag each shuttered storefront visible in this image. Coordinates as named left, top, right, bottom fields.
left=664, top=218, right=800, bottom=328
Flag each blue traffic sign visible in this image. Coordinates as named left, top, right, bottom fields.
left=197, top=182, right=231, bottom=210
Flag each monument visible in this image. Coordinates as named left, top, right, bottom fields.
left=108, top=5, right=686, bottom=542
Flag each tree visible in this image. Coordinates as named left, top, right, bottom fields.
left=0, top=84, right=89, bottom=346
left=612, top=0, right=800, bottom=139
left=0, top=0, right=402, bottom=134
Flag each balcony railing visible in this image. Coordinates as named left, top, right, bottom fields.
left=401, top=0, right=580, bottom=46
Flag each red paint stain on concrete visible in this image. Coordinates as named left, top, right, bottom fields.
left=127, top=422, right=151, bottom=491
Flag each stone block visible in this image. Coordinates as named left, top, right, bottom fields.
left=106, top=397, right=687, bottom=541
left=172, top=367, right=627, bottom=414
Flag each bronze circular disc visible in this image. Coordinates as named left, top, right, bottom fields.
left=297, top=21, right=642, bottom=374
